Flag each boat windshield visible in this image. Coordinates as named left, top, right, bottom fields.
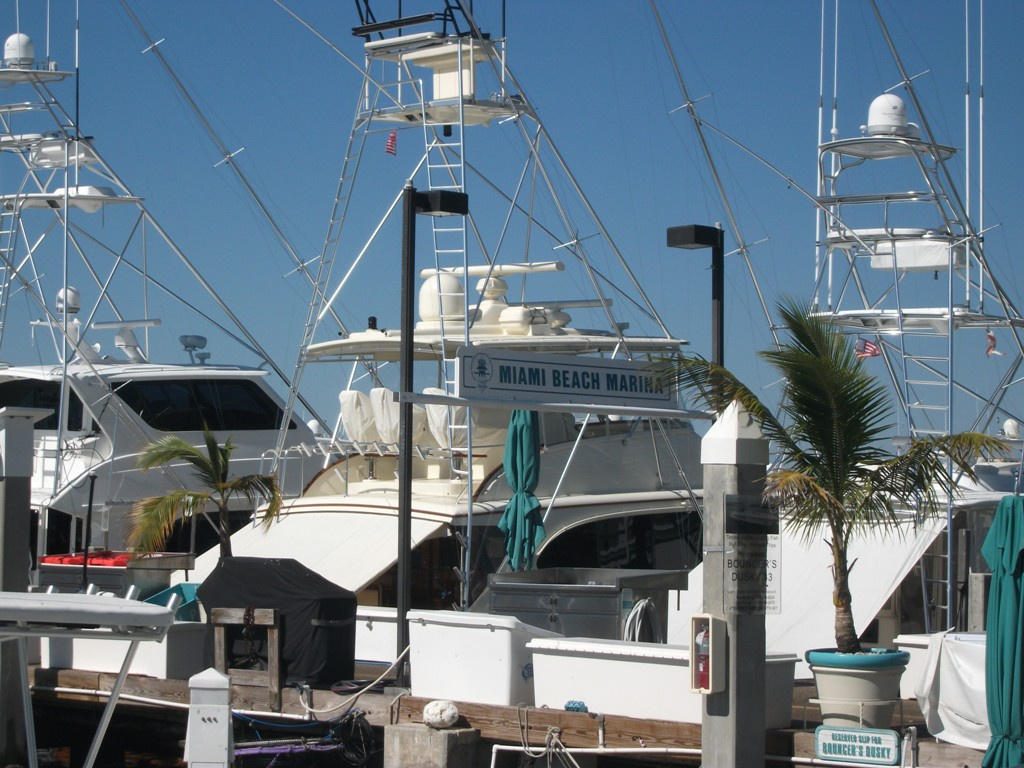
left=533, top=511, right=703, bottom=572
left=115, top=378, right=294, bottom=432
left=0, top=379, right=84, bottom=431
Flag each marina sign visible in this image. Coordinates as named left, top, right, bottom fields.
left=814, top=726, right=900, bottom=765
left=724, top=496, right=781, bottom=615
left=456, top=347, right=673, bottom=409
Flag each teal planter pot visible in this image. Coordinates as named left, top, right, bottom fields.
left=806, top=648, right=910, bottom=669
left=806, top=648, right=910, bottom=728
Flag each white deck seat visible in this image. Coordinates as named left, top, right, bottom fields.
left=338, top=389, right=381, bottom=445
left=423, top=387, right=508, bottom=450
left=541, top=411, right=578, bottom=446
left=369, top=387, right=433, bottom=449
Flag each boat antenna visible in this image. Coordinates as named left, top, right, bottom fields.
left=868, top=4, right=977, bottom=272
left=978, top=0, right=986, bottom=301
left=817, top=0, right=840, bottom=310
left=648, top=0, right=778, bottom=346
left=74, top=0, right=80, bottom=143
left=118, top=2, right=350, bottom=436
left=872, top=0, right=1017, bottom=324
left=963, top=0, right=971, bottom=234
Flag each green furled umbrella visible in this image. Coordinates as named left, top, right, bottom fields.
left=981, top=495, right=1024, bottom=768
left=498, top=409, right=544, bottom=571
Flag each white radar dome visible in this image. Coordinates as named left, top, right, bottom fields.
left=179, top=334, right=207, bottom=351
left=418, top=273, right=465, bottom=322
left=475, top=276, right=508, bottom=300
left=867, top=94, right=908, bottom=136
left=1004, top=418, right=1021, bottom=440
left=4, top=33, right=34, bottom=69
left=55, top=286, right=80, bottom=315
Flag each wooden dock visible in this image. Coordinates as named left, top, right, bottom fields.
left=29, top=667, right=985, bottom=767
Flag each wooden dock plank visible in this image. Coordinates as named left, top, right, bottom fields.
left=29, top=668, right=987, bottom=767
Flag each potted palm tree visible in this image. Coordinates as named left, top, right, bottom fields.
left=128, top=428, right=282, bottom=559
left=661, top=298, right=1003, bottom=727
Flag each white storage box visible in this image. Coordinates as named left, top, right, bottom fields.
left=894, top=633, right=931, bottom=700
left=527, top=636, right=797, bottom=727
left=42, top=621, right=211, bottom=680
left=356, top=605, right=398, bottom=665
left=408, top=609, right=561, bottom=706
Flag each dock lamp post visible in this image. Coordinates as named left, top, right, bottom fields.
left=667, top=224, right=725, bottom=366
left=397, top=183, right=469, bottom=687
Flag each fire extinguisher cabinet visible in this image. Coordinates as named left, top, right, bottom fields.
left=690, top=613, right=726, bottom=694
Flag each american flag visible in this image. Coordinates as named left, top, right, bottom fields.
left=854, top=337, right=880, bottom=359
left=385, top=130, right=397, bottom=156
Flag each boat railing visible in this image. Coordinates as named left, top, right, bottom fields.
left=258, top=444, right=330, bottom=496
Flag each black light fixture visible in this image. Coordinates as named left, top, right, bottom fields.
left=667, top=224, right=725, bottom=366
left=397, top=182, right=469, bottom=687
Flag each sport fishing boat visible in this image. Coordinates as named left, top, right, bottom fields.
left=0, top=24, right=320, bottom=572
left=665, top=0, right=1024, bottom=665
left=186, top=0, right=707, bottom=610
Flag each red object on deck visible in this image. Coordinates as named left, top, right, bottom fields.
left=39, top=551, right=131, bottom=567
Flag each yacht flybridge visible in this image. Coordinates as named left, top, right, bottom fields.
left=813, top=91, right=1017, bottom=400
left=809, top=86, right=1024, bottom=631
left=0, top=29, right=318, bottom=567
left=188, top=2, right=707, bottom=607
left=304, top=262, right=690, bottom=361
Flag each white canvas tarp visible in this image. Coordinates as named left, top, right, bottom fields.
left=182, top=509, right=447, bottom=591
left=667, top=515, right=947, bottom=676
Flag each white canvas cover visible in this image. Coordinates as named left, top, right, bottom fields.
left=370, top=387, right=432, bottom=446
left=182, top=506, right=447, bottom=592
left=667, top=515, right=946, bottom=676
left=916, top=631, right=989, bottom=749
left=338, top=390, right=380, bottom=444
left=422, top=386, right=508, bottom=449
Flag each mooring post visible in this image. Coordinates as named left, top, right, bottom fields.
left=184, top=667, right=233, bottom=767
left=0, top=406, right=51, bottom=768
left=699, top=401, right=771, bottom=766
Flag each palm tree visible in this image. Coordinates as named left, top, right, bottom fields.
left=128, top=428, right=282, bottom=559
left=661, top=298, right=1005, bottom=653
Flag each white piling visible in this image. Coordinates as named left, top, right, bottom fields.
left=184, top=667, right=233, bottom=767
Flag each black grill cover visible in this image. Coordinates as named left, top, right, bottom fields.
left=197, top=557, right=357, bottom=686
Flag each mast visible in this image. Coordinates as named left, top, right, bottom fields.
left=648, top=0, right=777, bottom=347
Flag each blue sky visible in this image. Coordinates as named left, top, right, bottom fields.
left=5, top=1, right=1024, bottom=433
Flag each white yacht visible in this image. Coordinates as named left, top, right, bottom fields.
left=0, top=28, right=320, bottom=568
left=666, top=1, right=1024, bottom=659
left=187, top=2, right=706, bottom=608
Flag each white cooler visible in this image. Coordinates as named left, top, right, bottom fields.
left=356, top=605, right=399, bottom=665
left=408, top=610, right=560, bottom=706
left=527, top=636, right=797, bottom=727
left=894, top=633, right=931, bottom=699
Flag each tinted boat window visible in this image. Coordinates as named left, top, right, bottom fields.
left=116, top=379, right=292, bottom=432
left=535, top=511, right=703, bottom=572
left=0, top=380, right=83, bottom=431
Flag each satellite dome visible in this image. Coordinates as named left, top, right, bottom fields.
left=419, top=273, right=465, bottom=322
left=4, top=33, right=34, bottom=69
left=867, top=94, right=908, bottom=136
left=56, top=286, right=80, bottom=315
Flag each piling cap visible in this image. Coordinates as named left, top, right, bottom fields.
left=701, top=400, right=769, bottom=466
left=189, top=666, right=230, bottom=692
